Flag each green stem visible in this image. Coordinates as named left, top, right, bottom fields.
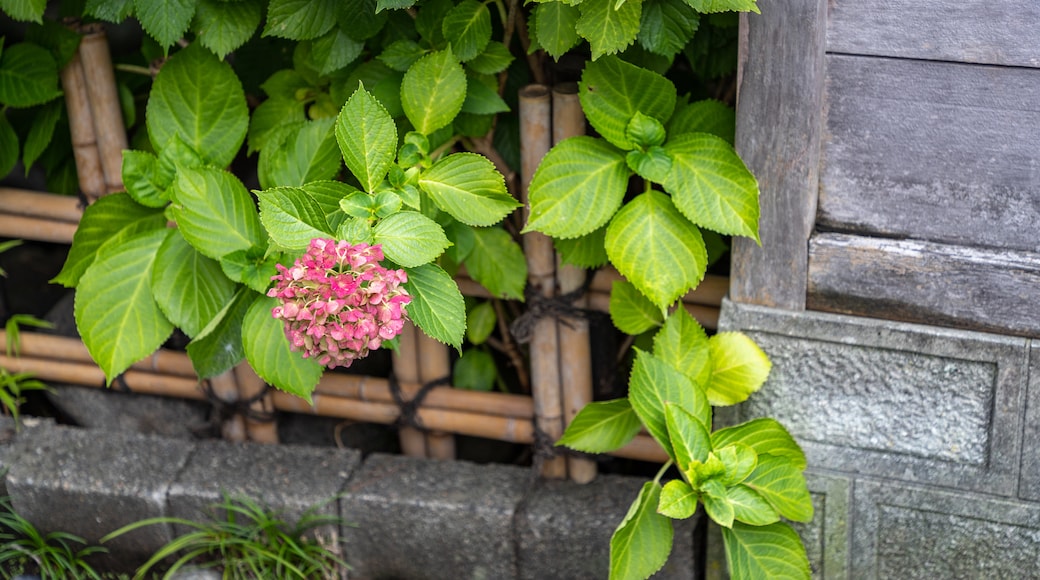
left=114, top=63, right=154, bottom=77
left=653, top=459, right=674, bottom=485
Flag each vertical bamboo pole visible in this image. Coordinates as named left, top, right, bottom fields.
left=209, top=369, right=246, bottom=442
left=77, top=25, right=128, bottom=193
left=417, top=332, right=456, bottom=460
left=552, top=83, right=597, bottom=484
left=59, top=51, right=106, bottom=202
left=519, top=85, right=567, bottom=479
left=393, top=321, right=428, bottom=457
left=234, top=362, right=279, bottom=444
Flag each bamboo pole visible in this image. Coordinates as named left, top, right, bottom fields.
left=59, top=50, right=106, bottom=202
left=209, top=368, right=246, bottom=442
left=0, top=189, right=82, bottom=222
left=0, top=215, right=78, bottom=244
left=416, top=331, right=456, bottom=460
left=552, top=83, right=596, bottom=484
left=392, top=322, right=428, bottom=457
left=234, top=361, right=278, bottom=444
left=520, top=84, right=567, bottom=479
left=78, top=25, right=128, bottom=193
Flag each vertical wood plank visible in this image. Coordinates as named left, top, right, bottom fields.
left=417, top=331, right=456, bottom=460
left=730, top=0, right=827, bottom=309
left=393, top=322, right=428, bottom=457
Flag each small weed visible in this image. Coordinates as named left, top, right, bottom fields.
left=0, top=495, right=107, bottom=579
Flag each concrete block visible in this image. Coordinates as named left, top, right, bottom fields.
left=4, top=423, right=195, bottom=570
left=167, top=440, right=360, bottom=535
left=0, top=415, right=16, bottom=497
left=719, top=300, right=1027, bottom=495
left=47, top=384, right=209, bottom=440
left=517, top=475, right=698, bottom=580
left=341, top=453, right=528, bottom=580
left=1020, top=341, right=1040, bottom=500
left=851, top=480, right=1040, bottom=579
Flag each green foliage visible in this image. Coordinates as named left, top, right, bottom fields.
left=101, top=493, right=349, bottom=579
left=0, top=368, right=49, bottom=431
left=0, top=496, right=107, bottom=579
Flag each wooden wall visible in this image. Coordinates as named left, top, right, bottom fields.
left=734, top=0, right=1040, bottom=336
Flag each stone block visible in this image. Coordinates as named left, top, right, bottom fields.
left=47, top=384, right=209, bottom=440
left=1020, top=341, right=1040, bottom=501
left=167, top=440, right=360, bottom=536
left=4, top=423, right=195, bottom=570
left=719, top=300, right=1027, bottom=495
left=341, top=453, right=528, bottom=580
left=0, top=415, right=16, bottom=497
left=517, top=475, right=698, bottom=580
left=851, top=480, right=1040, bottom=578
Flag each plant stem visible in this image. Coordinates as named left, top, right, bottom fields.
left=653, top=460, right=674, bottom=485
left=114, top=63, right=154, bottom=77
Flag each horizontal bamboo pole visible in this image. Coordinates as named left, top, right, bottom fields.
left=0, top=215, right=78, bottom=244
left=0, top=354, right=204, bottom=399
left=0, top=331, right=197, bottom=377
left=0, top=188, right=82, bottom=223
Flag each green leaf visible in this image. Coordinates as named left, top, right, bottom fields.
left=554, top=227, right=609, bottom=268
left=85, top=0, right=134, bottom=22
left=524, top=136, right=629, bottom=239
left=337, top=217, right=375, bottom=244
left=248, top=96, right=307, bottom=154
left=711, top=418, right=807, bottom=470
left=702, top=483, right=735, bottom=528
left=377, top=0, right=415, bottom=10
left=534, top=2, right=581, bottom=60
left=379, top=40, right=428, bottom=72
left=453, top=348, right=496, bottom=391
left=334, top=0, right=387, bottom=41
left=0, top=114, right=17, bottom=177
left=662, top=133, right=760, bottom=240
left=135, top=0, right=196, bottom=52
left=150, top=229, right=238, bottom=338
left=626, top=147, right=672, bottom=184
left=657, top=479, right=698, bottom=520
left=258, top=118, right=340, bottom=188
left=310, top=28, right=365, bottom=75
left=193, top=0, right=263, bottom=59
left=147, top=43, right=248, bottom=167
left=121, top=150, right=170, bottom=208
left=187, top=287, right=253, bottom=378
left=460, top=75, right=509, bottom=115
left=25, top=20, right=82, bottom=67
left=706, top=331, right=770, bottom=406
left=727, top=485, right=779, bottom=527
left=722, top=522, right=809, bottom=580
left=220, top=247, right=281, bottom=293
left=684, top=0, right=760, bottom=14
left=0, top=42, right=62, bottom=107
left=463, top=227, right=526, bottom=300
left=557, top=398, right=642, bottom=454
left=75, top=229, right=174, bottom=384
left=743, top=454, right=813, bottom=522
left=52, top=194, right=167, bottom=287
left=579, top=56, right=676, bottom=151
left=170, top=166, right=264, bottom=260
left=664, top=402, right=710, bottom=470
left=373, top=211, right=451, bottom=267
left=605, top=191, right=706, bottom=310
left=419, top=152, right=520, bottom=226
left=256, top=186, right=334, bottom=250
left=610, top=482, right=673, bottom=580
left=263, top=0, right=337, bottom=40
left=414, top=0, right=452, bottom=46
left=0, top=0, right=45, bottom=22
left=21, top=99, right=60, bottom=172
left=628, top=349, right=708, bottom=459
left=242, top=294, right=323, bottom=401
left=336, top=84, right=397, bottom=193
left=717, top=442, right=757, bottom=485
left=669, top=99, right=734, bottom=145
left=610, top=280, right=664, bottom=335
left=639, top=0, right=699, bottom=59
left=465, top=301, right=496, bottom=345
left=576, top=0, right=642, bottom=60
left=466, top=41, right=514, bottom=75
left=441, top=0, right=491, bottom=62
left=302, top=180, right=358, bottom=230
left=653, top=307, right=711, bottom=388
left=372, top=190, right=404, bottom=218
left=626, top=112, right=667, bottom=149
left=401, top=48, right=466, bottom=135
left=402, top=262, right=465, bottom=349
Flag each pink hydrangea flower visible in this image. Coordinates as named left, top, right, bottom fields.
left=268, top=239, right=411, bottom=368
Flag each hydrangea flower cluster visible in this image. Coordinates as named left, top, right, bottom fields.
left=268, top=239, right=411, bottom=368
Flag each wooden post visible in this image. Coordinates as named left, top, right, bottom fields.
left=77, top=25, right=128, bottom=193
left=234, top=362, right=279, bottom=444
left=392, top=322, right=428, bottom=457
left=417, top=331, right=456, bottom=460
left=209, top=368, right=246, bottom=442
left=59, top=50, right=106, bottom=202
left=552, top=83, right=596, bottom=484
left=519, top=84, right=567, bottom=478
left=729, top=0, right=827, bottom=310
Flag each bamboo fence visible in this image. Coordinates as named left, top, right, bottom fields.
left=0, top=31, right=731, bottom=476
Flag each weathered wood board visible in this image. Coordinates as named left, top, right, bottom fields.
left=730, top=0, right=826, bottom=309
left=818, top=54, right=1040, bottom=252
left=827, top=0, right=1040, bottom=68
left=808, top=233, right=1040, bottom=337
